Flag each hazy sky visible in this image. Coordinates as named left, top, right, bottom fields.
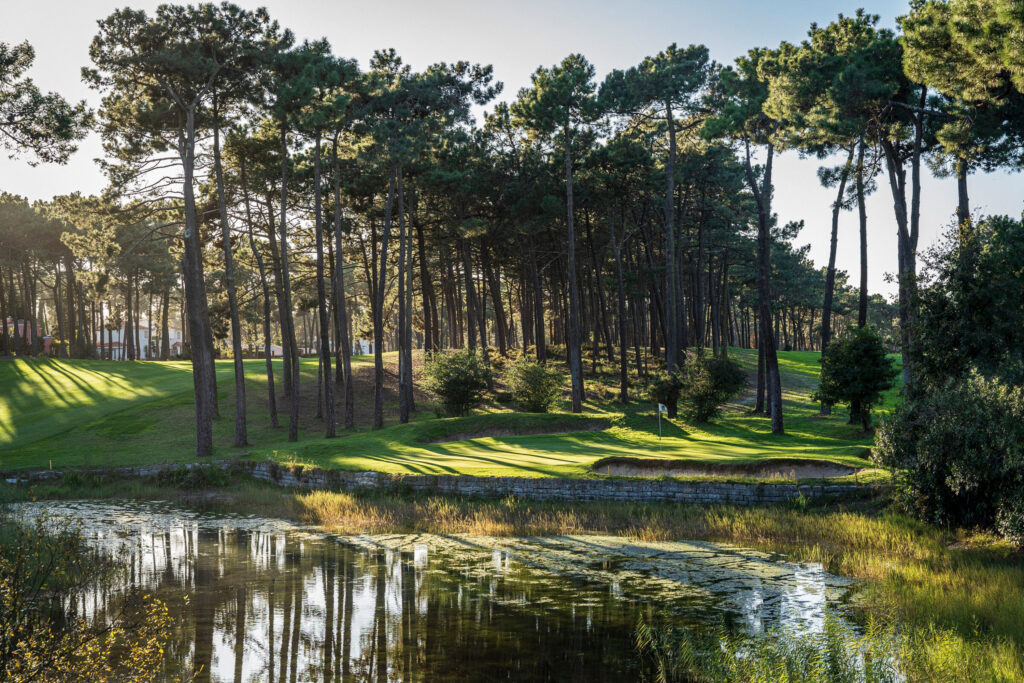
left=2, top=0, right=1020, bottom=297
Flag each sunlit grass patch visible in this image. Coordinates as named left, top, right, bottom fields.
left=1, top=348, right=894, bottom=480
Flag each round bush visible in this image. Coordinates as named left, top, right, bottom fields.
left=874, top=371, right=1024, bottom=544
left=680, top=354, right=747, bottom=422
left=503, top=358, right=565, bottom=413
left=423, top=349, right=492, bottom=416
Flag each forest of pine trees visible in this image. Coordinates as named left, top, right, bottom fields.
left=2, top=3, right=1021, bottom=456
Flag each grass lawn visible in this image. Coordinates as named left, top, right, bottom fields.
left=0, top=347, right=897, bottom=478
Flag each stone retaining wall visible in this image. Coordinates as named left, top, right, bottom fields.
left=247, top=461, right=867, bottom=504
left=4, top=460, right=871, bottom=505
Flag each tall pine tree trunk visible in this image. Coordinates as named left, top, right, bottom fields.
left=461, top=237, right=477, bottom=349
left=241, top=157, right=278, bottom=429
left=880, top=88, right=925, bottom=395
left=212, top=98, right=247, bottom=446
left=819, top=144, right=854, bottom=415
left=955, top=156, right=971, bottom=234
left=664, top=103, right=679, bottom=372
left=331, top=140, right=354, bottom=429
left=373, top=167, right=397, bottom=429
left=265, top=197, right=291, bottom=399
left=124, top=277, right=135, bottom=361
left=564, top=129, right=584, bottom=412
left=280, top=125, right=301, bottom=441
left=529, top=241, right=545, bottom=363
left=415, top=220, right=436, bottom=353
left=397, top=170, right=410, bottom=424
left=179, top=110, right=217, bottom=456
left=856, top=138, right=869, bottom=328
left=160, top=288, right=170, bottom=360
left=0, top=261, right=8, bottom=356
left=402, top=176, right=414, bottom=413
left=744, top=138, right=783, bottom=433
left=313, top=131, right=335, bottom=437
left=65, top=255, right=76, bottom=357
left=609, top=210, right=629, bottom=403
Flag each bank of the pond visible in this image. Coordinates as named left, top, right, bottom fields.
left=3, top=459, right=877, bottom=506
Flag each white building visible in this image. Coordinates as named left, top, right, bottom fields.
left=95, top=319, right=183, bottom=360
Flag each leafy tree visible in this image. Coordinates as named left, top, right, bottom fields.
left=900, top=0, right=1024, bottom=229
left=205, top=4, right=287, bottom=447
left=601, top=44, right=711, bottom=373
left=914, top=215, right=1024, bottom=390
left=763, top=11, right=888, bottom=377
left=814, top=325, right=898, bottom=430
left=0, top=41, right=90, bottom=164
left=85, top=4, right=281, bottom=455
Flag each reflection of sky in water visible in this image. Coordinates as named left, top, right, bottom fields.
left=9, top=500, right=858, bottom=682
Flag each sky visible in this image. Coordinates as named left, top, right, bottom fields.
left=1, top=0, right=1021, bottom=298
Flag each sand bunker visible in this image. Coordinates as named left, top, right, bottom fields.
left=593, top=457, right=861, bottom=480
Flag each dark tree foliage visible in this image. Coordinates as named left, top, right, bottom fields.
left=914, top=216, right=1024, bottom=390
left=646, top=371, right=683, bottom=419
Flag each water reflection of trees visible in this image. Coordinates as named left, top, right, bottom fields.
left=88, top=526, right=648, bottom=682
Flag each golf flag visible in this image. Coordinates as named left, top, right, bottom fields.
left=658, top=403, right=668, bottom=414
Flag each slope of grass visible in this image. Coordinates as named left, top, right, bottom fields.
left=0, top=347, right=896, bottom=478
left=0, top=358, right=197, bottom=448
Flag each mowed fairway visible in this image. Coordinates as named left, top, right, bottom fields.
left=0, top=348, right=895, bottom=477
left=0, top=358, right=197, bottom=449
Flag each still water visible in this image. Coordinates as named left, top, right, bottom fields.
left=12, top=500, right=857, bottom=682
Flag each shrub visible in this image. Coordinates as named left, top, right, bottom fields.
left=423, top=349, right=492, bottom=416
left=155, top=463, right=231, bottom=489
left=0, top=517, right=172, bottom=680
left=875, top=371, right=1024, bottom=545
left=813, top=325, right=898, bottom=430
left=646, top=371, right=682, bottom=418
left=680, top=354, right=746, bottom=422
left=545, top=344, right=567, bottom=361
left=503, top=358, right=565, bottom=413
left=488, top=352, right=511, bottom=373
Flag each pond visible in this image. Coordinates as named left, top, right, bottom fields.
left=10, top=500, right=858, bottom=681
